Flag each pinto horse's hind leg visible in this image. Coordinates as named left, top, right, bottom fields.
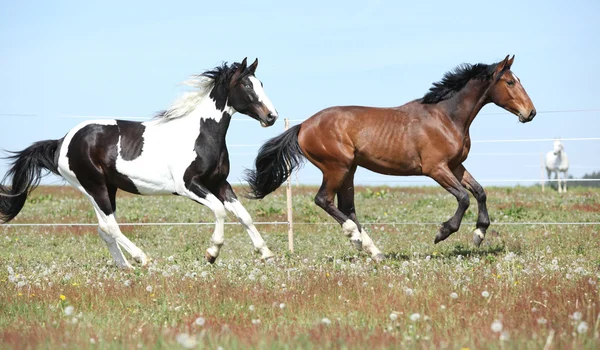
left=429, top=165, right=470, bottom=244
left=314, top=168, right=363, bottom=251
left=337, top=168, right=384, bottom=261
left=454, top=165, right=490, bottom=247
left=79, top=184, right=148, bottom=269
left=215, top=181, right=274, bottom=260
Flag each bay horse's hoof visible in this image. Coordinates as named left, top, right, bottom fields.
left=473, top=228, right=485, bottom=247
left=205, top=251, right=217, bottom=264
left=373, top=253, right=385, bottom=263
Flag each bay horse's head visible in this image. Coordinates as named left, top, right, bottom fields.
left=488, top=55, right=536, bottom=123
left=228, top=58, right=278, bottom=127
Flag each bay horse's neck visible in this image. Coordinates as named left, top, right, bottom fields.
left=440, top=79, right=492, bottom=135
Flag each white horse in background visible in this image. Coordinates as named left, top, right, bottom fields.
left=546, top=139, right=569, bottom=193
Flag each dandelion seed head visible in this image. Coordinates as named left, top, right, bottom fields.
left=410, top=313, right=421, bottom=321
left=64, top=305, right=74, bottom=316
left=577, top=321, right=589, bottom=334
left=321, top=317, right=332, bottom=325
left=491, top=320, right=503, bottom=333
left=194, top=317, right=205, bottom=326
left=389, top=313, right=398, bottom=321
left=450, top=292, right=458, bottom=299
left=146, top=285, right=153, bottom=293
left=481, top=291, right=490, bottom=298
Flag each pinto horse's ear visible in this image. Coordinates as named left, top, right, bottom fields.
left=231, top=58, right=248, bottom=84
left=494, top=55, right=511, bottom=77
left=248, top=58, right=258, bottom=75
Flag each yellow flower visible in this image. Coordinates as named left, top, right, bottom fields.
left=18, top=292, right=22, bottom=296
left=461, top=348, right=471, bottom=350
left=60, top=294, right=66, bottom=301
left=72, top=282, right=78, bottom=286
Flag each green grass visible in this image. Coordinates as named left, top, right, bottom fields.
left=1, top=185, right=599, bottom=349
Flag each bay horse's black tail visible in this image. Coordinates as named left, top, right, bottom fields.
left=0, top=139, right=62, bottom=222
left=244, top=124, right=304, bottom=199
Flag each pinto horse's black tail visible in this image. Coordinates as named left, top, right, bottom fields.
left=244, top=124, right=304, bottom=199
left=0, top=139, right=62, bottom=222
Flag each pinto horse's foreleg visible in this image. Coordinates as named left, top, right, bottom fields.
left=214, top=181, right=274, bottom=261
left=454, top=165, right=490, bottom=247
left=181, top=180, right=227, bottom=264
left=337, top=169, right=384, bottom=262
left=314, top=170, right=363, bottom=251
left=429, top=166, right=470, bottom=244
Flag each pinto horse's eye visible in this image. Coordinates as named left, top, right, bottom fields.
left=507, top=80, right=515, bottom=86
left=244, top=84, right=251, bottom=89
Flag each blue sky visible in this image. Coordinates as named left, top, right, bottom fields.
left=1, top=0, right=599, bottom=187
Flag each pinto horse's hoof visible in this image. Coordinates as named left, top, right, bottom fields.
left=351, top=239, right=363, bottom=251
left=373, top=253, right=386, bottom=263
left=205, top=251, right=217, bottom=264
left=473, top=228, right=485, bottom=247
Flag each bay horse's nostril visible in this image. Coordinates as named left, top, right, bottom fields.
left=529, top=109, right=537, bottom=119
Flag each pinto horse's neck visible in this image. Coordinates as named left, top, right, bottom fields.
left=441, top=79, right=493, bottom=136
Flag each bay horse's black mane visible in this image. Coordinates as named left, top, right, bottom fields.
left=154, top=62, right=248, bottom=120
left=421, top=62, right=499, bottom=104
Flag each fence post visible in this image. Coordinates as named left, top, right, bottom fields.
left=285, top=118, right=294, bottom=253
left=540, top=152, right=545, bottom=192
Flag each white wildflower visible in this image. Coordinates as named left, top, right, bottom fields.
left=450, top=292, right=458, bottom=299
left=577, top=321, right=589, bottom=334
left=389, top=313, right=398, bottom=321
left=481, top=291, right=490, bottom=298
left=410, top=313, right=421, bottom=322
left=572, top=311, right=582, bottom=321
left=146, top=285, right=153, bottom=293
left=194, top=317, right=205, bottom=326
left=321, top=317, right=332, bottom=325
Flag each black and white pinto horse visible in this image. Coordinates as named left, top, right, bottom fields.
left=0, top=58, right=278, bottom=269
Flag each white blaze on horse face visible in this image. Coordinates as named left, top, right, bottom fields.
left=249, top=76, right=277, bottom=117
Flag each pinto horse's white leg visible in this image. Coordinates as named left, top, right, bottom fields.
left=180, top=186, right=227, bottom=263
left=224, top=199, right=275, bottom=260
left=92, top=208, right=133, bottom=270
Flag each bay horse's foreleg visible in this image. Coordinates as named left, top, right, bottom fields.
left=453, top=165, right=490, bottom=247
left=180, top=180, right=227, bottom=263
left=429, top=166, right=470, bottom=244
left=337, top=168, right=384, bottom=261
left=314, top=170, right=363, bottom=251
left=214, top=181, right=275, bottom=260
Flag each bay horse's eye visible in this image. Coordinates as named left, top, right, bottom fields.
left=507, top=80, right=515, bottom=86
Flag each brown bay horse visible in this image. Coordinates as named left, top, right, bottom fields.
left=245, top=55, right=536, bottom=261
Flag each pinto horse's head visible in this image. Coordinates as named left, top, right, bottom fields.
left=488, top=55, right=536, bottom=123
left=228, top=58, right=278, bottom=127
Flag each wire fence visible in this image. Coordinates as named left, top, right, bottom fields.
left=1, top=113, right=599, bottom=247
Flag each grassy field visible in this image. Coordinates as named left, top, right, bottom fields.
left=1, top=185, right=599, bottom=349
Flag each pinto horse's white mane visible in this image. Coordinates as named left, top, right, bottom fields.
left=155, top=76, right=216, bottom=122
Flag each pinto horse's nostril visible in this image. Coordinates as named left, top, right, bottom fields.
left=267, top=113, right=277, bottom=122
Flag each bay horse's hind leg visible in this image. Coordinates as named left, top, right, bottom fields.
left=428, top=165, right=470, bottom=244
left=337, top=167, right=384, bottom=261
left=314, top=167, right=363, bottom=251
left=215, top=181, right=275, bottom=260
left=454, top=165, right=490, bottom=247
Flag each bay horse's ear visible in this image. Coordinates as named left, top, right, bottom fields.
left=248, top=58, right=258, bottom=75
left=494, top=55, right=511, bottom=77
left=507, top=55, right=515, bottom=69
